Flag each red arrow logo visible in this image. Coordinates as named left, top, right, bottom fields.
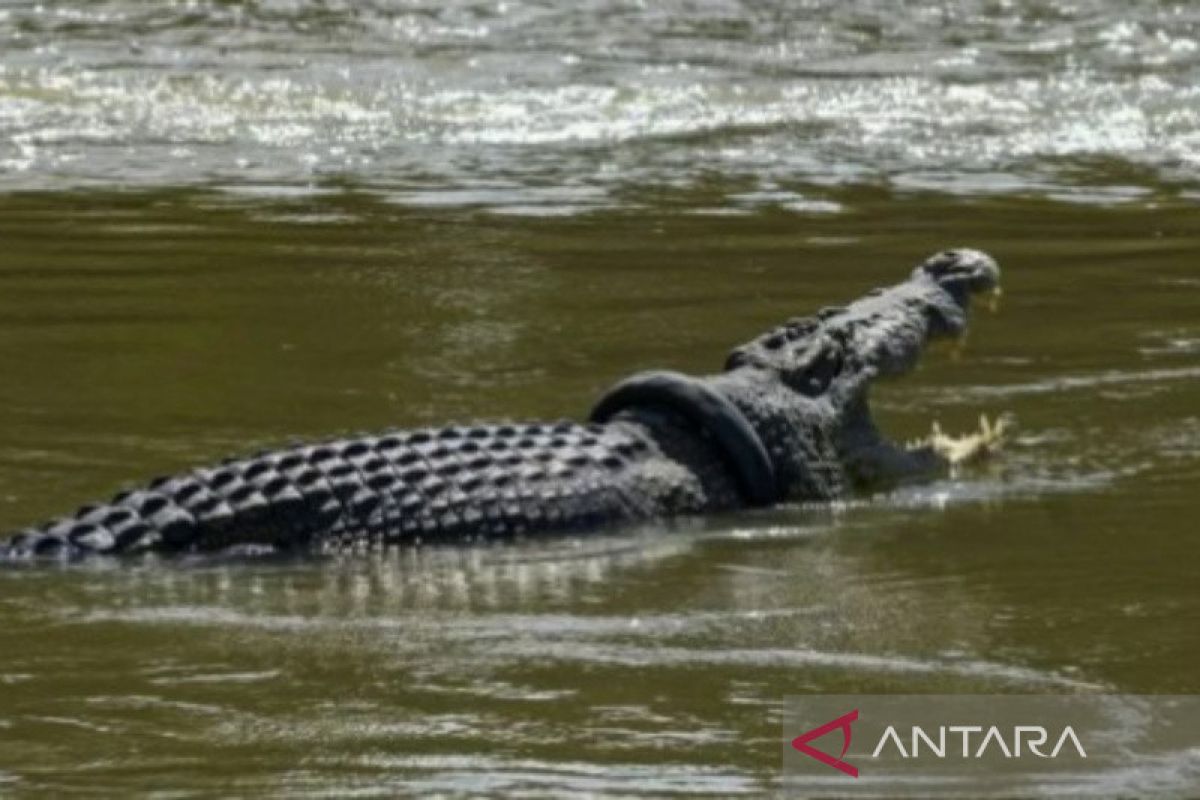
left=791, top=708, right=859, bottom=778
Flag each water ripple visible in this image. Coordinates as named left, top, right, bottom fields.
left=1, top=0, right=1197, bottom=206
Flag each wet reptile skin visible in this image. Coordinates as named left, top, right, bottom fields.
left=0, top=249, right=1000, bottom=561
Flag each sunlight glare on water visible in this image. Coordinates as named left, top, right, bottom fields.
left=1, top=1, right=1199, bottom=209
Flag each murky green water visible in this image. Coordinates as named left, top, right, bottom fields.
left=2, top=0, right=1199, bottom=796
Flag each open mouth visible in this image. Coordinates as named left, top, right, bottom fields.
left=821, top=249, right=1008, bottom=485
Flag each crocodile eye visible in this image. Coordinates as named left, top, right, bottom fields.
left=789, top=341, right=843, bottom=397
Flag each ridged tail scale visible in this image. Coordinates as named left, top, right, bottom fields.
left=0, top=422, right=654, bottom=560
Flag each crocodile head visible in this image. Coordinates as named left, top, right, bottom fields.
left=724, top=248, right=1002, bottom=489
left=726, top=249, right=999, bottom=383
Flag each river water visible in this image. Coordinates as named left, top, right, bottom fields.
left=0, top=1, right=1198, bottom=796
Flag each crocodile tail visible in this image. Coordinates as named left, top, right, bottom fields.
left=0, top=421, right=653, bottom=562
left=0, top=444, right=350, bottom=561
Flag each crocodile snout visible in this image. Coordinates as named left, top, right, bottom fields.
left=913, top=248, right=1000, bottom=295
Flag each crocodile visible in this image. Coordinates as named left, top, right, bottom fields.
left=0, top=249, right=1006, bottom=563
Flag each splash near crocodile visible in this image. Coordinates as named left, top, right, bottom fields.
left=0, top=249, right=1007, bottom=562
